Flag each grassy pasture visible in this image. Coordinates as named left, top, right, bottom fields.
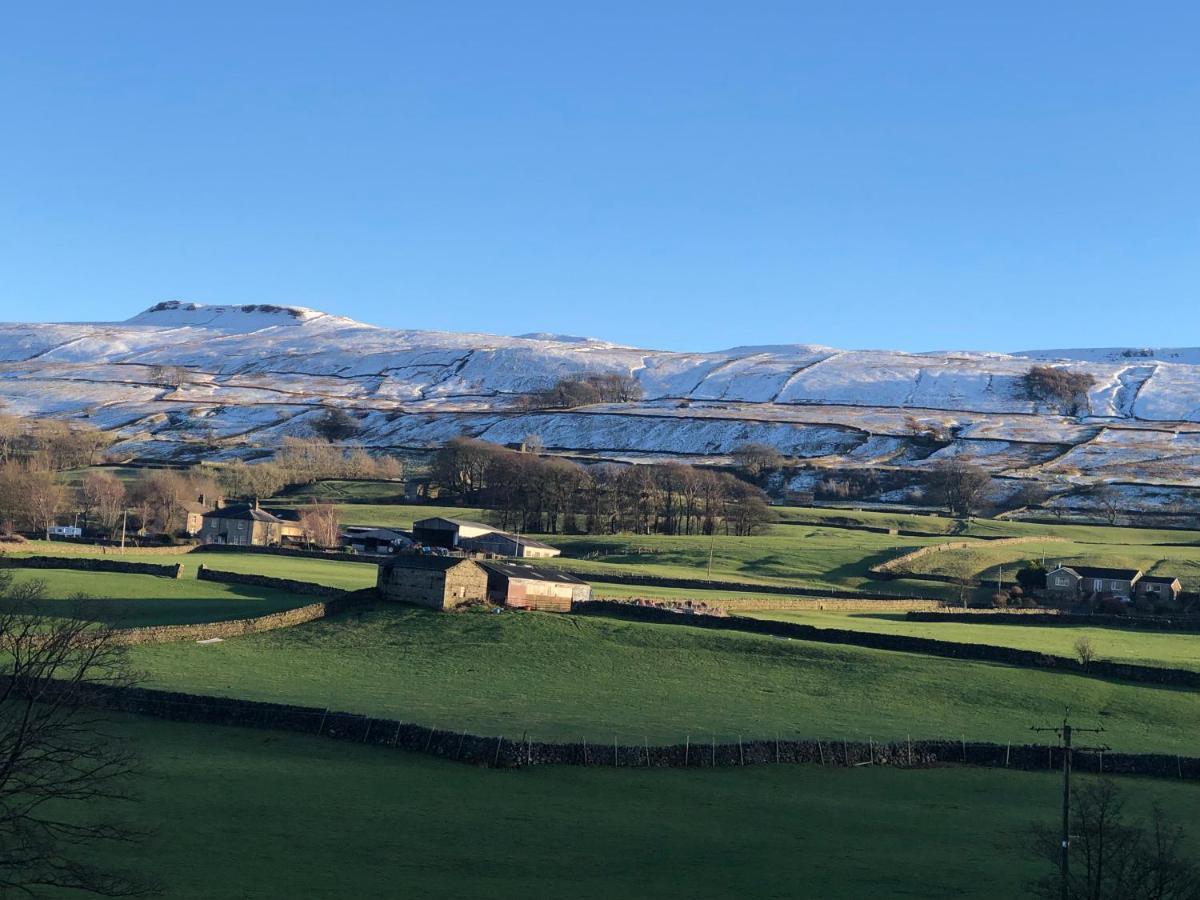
left=130, top=603, right=1200, bottom=753
left=911, top=540, right=1200, bottom=589
left=742, top=609, right=1200, bottom=672
left=2, top=568, right=307, bottom=627
left=11, top=541, right=378, bottom=591
left=78, top=715, right=1200, bottom=900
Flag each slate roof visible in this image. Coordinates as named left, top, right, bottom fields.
left=381, top=556, right=479, bottom=573
left=1139, top=575, right=1181, bottom=585
left=480, top=562, right=587, bottom=584
left=1068, top=566, right=1143, bottom=580
left=201, top=504, right=285, bottom=524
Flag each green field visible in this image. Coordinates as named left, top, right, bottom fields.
left=6, top=546, right=377, bottom=626
left=4, top=568, right=307, bottom=627
left=65, top=715, right=1200, bottom=900
left=129, top=603, right=1200, bottom=754
left=743, top=609, right=1200, bottom=671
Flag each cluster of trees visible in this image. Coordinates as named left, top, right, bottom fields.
left=1020, top=366, right=1097, bottom=416
left=926, top=459, right=994, bottom=517
left=514, top=373, right=643, bottom=409
left=0, top=413, right=111, bottom=470
left=433, top=437, right=772, bottom=535
left=217, top=437, right=403, bottom=500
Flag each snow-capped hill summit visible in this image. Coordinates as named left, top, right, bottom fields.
left=124, top=301, right=362, bottom=332
left=3, top=304, right=1200, bottom=498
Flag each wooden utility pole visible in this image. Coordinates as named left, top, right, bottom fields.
left=1031, top=712, right=1107, bottom=900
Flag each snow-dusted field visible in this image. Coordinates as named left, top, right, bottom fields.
left=3, top=301, right=1200, bottom=490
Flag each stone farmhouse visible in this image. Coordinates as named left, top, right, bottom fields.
left=482, top=562, right=590, bottom=612
left=199, top=502, right=305, bottom=547
left=376, top=556, right=489, bottom=610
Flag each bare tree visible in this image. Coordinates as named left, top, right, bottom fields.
left=310, top=407, right=361, bottom=443
left=940, top=554, right=978, bottom=608
left=0, top=573, right=149, bottom=896
left=730, top=443, right=784, bottom=486
left=1094, top=485, right=1122, bottom=526
left=1073, top=636, right=1096, bottom=667
left=1030, top=780, right=1200, bottom=900
left=298, top=501, right=341, bottom=548
left=927, top=459, right=993, bottom=518
left=81, top=471, right=128, bottom=539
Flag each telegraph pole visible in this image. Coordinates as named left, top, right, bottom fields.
left=1031, top=711, right=1107, bottom=900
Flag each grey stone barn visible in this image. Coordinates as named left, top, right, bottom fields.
left=376, top=557, right=489, bottom=610
left=481, top=562, right=590, bottom=612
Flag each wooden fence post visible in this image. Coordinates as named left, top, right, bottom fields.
left=685, top=735, right=690, bottom=767
left=317, top=707, right=329, bottom=736
left=494, top=737, right=503, bottom=767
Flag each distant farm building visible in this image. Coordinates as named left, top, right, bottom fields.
left=376, top=556, right=489, bottom=610
left=342, top=526, right=414, bottom=556
left=411, top=517, right=496, bottom=549
left=482, top=562, right=590, bottom=612
left=461, top=532, right=561, bottom=559
left=199, top=502, right=305, bottom=547
left=1045, top=565, right=1143, bottom=601
left=47, top=525, right=82, bottom=538
left=1134, top=575, right=1182, bottom=602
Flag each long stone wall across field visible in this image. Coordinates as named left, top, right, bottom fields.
left=61, top=681, right=1200, bottom=781
left=113, top=590, right=370, bottom=645
left=562, top=570, right=929, bottom=602
left=195, top=544, right=380, bottom=565
left=0, top=555, right=183, bottom=578
left=868, top=536, right=1070, bottom=581
left=195, top=565, right=349, bottom=597
left=571, top=600, right=1200, bottom=689
left=907, top=611, right=1200, bottom=632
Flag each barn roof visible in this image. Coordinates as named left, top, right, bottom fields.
left=413, top=517, right=494, bottom=531
left=481, top=562, right=587, bottom=585
left=381, top=555, right=480, bottom=573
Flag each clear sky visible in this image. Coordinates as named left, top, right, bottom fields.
left=1, top=2, right=1196, bottom=352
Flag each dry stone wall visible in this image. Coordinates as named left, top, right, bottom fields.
left=57, top=680, right=1200, bottom=781
left=0, top=555, right=183, bottom=578
left=572, top=600, right=1200, bottom=689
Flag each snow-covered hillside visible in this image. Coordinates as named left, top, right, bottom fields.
left=2, top=303, right=1200, bottom=493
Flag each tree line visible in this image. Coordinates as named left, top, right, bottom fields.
left=432, top=437, right=773, bottom=535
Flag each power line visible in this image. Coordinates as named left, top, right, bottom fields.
left=1030, top=708, right=1108, bottom=900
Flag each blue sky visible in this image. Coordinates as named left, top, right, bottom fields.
left=1, top=2, right=1196, bottom=351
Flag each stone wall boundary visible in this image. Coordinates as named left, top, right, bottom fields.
left=112, top=589, right=370, bottom=646
left=868, top=536, right=1070, bottom=580
left=570, top=601, right=1200, bottom=689
left=561, top=571, right=929, bottom=602
left=906, top=611, right=1200, bottom=632
left=195, top=544, right=380, bottom=565
left=195, top=565, right=349, bottom=598
left=0, top=555, right=183, bottom=578
left=55, top=680, right=1200, bottom=781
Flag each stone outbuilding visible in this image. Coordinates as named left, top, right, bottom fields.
left=481, top=562, right=589, bottom=612
left=376, top=556, right=489, bottom=610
